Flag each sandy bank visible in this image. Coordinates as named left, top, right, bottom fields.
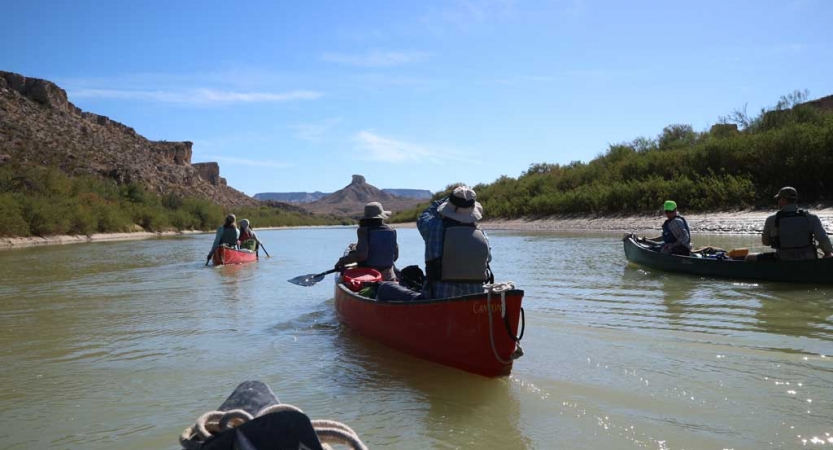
left=4, top=208, right=831, bottom=250
left=0, top=230, right=204, bottom=250
left=480, top=208, right=833, bottom=235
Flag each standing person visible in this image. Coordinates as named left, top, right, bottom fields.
left=651, top=200, right=692, bottom=256
left=238, top=219, right=261, bottom=252
left=377, top=186, right=492, bottom=300
left=747, top=187, right=832, bottom=261
left=207, top=214, right=240, bottom=263
left=336, top=202, right=399, bottom=281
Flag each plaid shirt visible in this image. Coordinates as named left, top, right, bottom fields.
left=417, top=198, right=491, bottom=299
left=664, top=214, right=691, bottom=250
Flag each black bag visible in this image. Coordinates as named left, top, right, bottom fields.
left=398, top=265, right=425, bottom=292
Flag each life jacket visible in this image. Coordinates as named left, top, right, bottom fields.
left=425, top=221, right=490, bottom=283
left=239, top=228, right=254, bottom=243
left=363, top=224, right=397, bottom=268
left=221, top=225, right=238, bottom=247
left=771, top=209, right=814, bottom=251
left=662, top=215, right=690, bottom=245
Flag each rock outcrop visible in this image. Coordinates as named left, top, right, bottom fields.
left=0, top=70, right=257, bottom=207
left=807, top=94, right=833, bottom=111
left=301, top=174, right=426, bottom=217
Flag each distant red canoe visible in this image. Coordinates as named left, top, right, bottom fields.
left=334, top=279, right=525, bottom=377
left=212, top=246, right=258, bottom=266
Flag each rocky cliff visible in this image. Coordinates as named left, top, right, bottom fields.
left=300, top=175, right=426, bottom=217
left=0, top=70, right=258, bottom=207
left=255, top=187, right=432, bottom=203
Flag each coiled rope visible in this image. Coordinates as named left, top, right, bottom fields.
left=484, top=282, right=525, bottom=365
left=180, top=403, right=368, bottom=450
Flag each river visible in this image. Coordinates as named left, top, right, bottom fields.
left=1, top=228, right=831, bottom=449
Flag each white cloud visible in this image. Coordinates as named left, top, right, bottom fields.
left=353, top=131, right=475, bottom=164
left=354, top=131, right=435, bottom=163
left=69, top=88, right=323, bottom=105
left=321, top=51, right=431, bottom=67
left=289, top=118, right=343, bottom=142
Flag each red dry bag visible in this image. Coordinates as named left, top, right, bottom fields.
left=341, top=267, right=382, bottom=292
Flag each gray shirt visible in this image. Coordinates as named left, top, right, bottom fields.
left=762, top=204, right=833, bottom=260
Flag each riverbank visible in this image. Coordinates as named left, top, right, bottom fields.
left=480, top=208, right=833, bottom=235
left=0, top=230, right=204, bottom=250
left=0, top=225, right=346, bottom=250
left=4, top=208, right=832, bottom=250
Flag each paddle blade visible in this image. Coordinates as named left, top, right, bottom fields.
left=287, top=272, right=327, bottom=287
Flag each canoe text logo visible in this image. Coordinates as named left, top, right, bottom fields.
left=472, top=302, right=503, bottom=314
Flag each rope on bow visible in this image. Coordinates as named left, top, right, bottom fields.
left=180, top=403, right=368, bottom=450
left=484, top=282, right=525, bottom=365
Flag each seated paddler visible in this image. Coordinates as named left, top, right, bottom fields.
left=377, top=185, right=492, bottom=301
left=649, top=200, right=692, bottom=256
left=335, top=202, right=399, bottom=281
left=237, top=218, right=261, bottom=252
left=746, top=186, right=832, bottom=261
left=207, top=214, right=240, bottom=262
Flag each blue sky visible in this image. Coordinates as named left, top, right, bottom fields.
left=2, top=0, right=831, bottom=196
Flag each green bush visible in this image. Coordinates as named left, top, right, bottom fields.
left=0, top=194, right=30, bottom=236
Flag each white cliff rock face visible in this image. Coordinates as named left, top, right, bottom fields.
left=0, top=70, right=257, bottom=207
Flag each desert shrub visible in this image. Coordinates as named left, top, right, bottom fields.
left=0, top=194, right=30, bottom=236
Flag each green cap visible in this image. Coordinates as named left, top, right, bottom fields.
left=663, top=200, right=677, bottom=212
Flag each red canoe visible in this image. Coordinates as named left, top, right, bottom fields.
left=211, top=246, right=258, bottom=266
left=334, top=279, right=525, bottom=377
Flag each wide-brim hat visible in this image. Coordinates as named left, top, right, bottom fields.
left=239, top=218, right=250, bottom=228
left=363, top=202, right=390, bottom=220
left=438, top=186, right=483, bottom=224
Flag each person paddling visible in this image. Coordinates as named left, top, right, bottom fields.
left=649, top=200, right=692, bottom=256
left=207, top=214, right=240, bottom=263
left=335, top=202, right=399, bottom=281
left=238, top=219, right=261, bottom=253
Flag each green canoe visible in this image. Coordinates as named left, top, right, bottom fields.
left=623, top=234, right=833, bottom=284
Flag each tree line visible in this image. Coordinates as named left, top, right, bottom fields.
left=391, top=90, right=833, bottom=222
left=0, top=165, right=345, bottom=237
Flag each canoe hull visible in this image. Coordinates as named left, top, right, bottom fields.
left=623, top=234, right=833, bottom=284
left=334, top=283, right=524, bottom=377
left=212, top=246, right=258, bottom=266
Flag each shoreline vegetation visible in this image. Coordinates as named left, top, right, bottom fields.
left=3, top=91, right=832, bottom=248
left=0, top=164, right=348, bottom=242
left=391, top=91, right=833, bottom=223
left=4, top=207, right=831, bottom=250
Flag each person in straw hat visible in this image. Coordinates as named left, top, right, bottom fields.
left=335, top=202, right=400, bottom=281
left=746, top=186, right=832, bottom=261
left=377, top=185, right=492, bottom=301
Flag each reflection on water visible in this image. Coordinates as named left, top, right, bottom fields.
left=0, top=229, right=831, bottom=449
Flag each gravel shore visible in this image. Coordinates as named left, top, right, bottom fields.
left=3, top=208, right=832, bottom=250
left=481, top=208, right=833, bottom=235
